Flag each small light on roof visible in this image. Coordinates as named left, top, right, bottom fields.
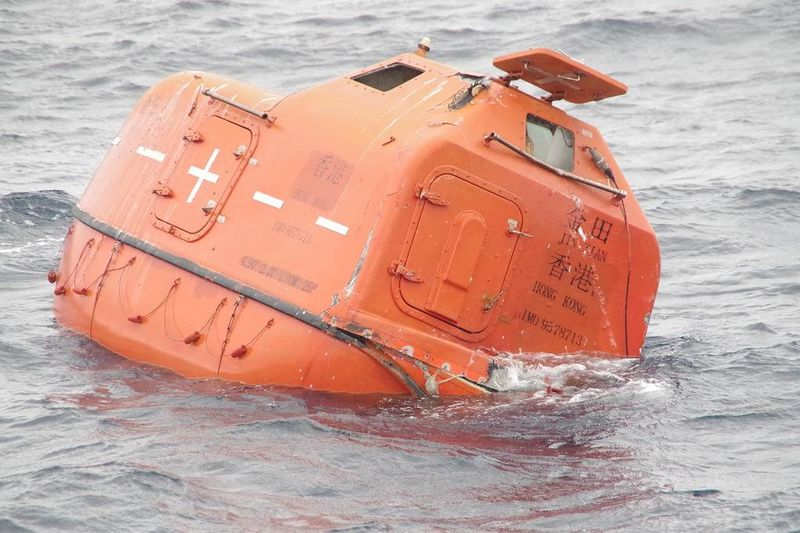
left=416, top=37, right=431, bottom=57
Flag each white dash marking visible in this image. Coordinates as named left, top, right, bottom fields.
left=136, top=145, right=165, bottom=162
left=252, top=191, right=284, bottom=209
left=578, top=226, right=587, bottom=241
left=112, top=137, right=121, bottom=146
left=315, top=216, right=349, bottom=236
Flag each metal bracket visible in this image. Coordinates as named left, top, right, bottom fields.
left=414, top=185, right=449, bottom=206
left=152, top=186, right=174, bottom=198
left=389, top=261, right=423, bottom=283
left=482, top=290, right=505, bottom=312
left=183, top=130, right=204, bottom=143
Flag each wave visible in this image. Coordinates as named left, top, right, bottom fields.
left=481, top=352, right=672, bottom=406
left=733, top=186, right=800, bottom=209
left=292, top=14, right=381, bottom=27
left=556, top=16, right=713, bottom=44
left=0, top=190, right=75, bottom=229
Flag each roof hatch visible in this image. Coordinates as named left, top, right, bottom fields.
left=493, top=48, right=627, bottom=103
left=352, top=63, right=424, bottom=92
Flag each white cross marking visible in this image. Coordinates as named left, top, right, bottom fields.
left=186, top=148, right=220, bottom=204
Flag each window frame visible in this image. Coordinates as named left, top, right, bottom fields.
left=351, top=63, right=425, bottom=93
left=524, top=113, right=576, bottom=172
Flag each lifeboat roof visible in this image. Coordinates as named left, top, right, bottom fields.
left=492, top=48, right=627, bottom=103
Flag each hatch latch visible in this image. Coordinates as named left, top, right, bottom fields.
left=389, top=261, right=423, bottom=283
left=152, top=185, right=174, bottom=198
left=414, top=184, right=449, bottom=206
left=183, top=129, right=204, bottom=143
left=506, top=218, right=533, bottom=238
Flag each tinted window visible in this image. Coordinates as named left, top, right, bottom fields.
left=352, top=63, right=424, bottom=92
left=525, top=114, right=575, bottom=171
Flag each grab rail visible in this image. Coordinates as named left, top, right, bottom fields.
left=483, top=131, right=626, bottom=198
left=202, top=89, right=275, bottom=123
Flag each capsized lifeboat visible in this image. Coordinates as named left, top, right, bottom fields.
left=51, top=42, right=659, bottom=396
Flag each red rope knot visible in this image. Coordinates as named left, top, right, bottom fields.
left=53, top=285, right=67, bottom=296
left=184, top=331, right=202, bottom=345
left=128, top=314, right=145, bottom=324
left=229, top=345, right=248, bottom=359
left=74, top=287, right=91, bottom=296
left=47, top=270, right=59, bottom=284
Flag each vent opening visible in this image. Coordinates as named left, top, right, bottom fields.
left=352, top=63, right=424, bottom=92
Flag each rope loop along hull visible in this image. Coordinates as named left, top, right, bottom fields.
left=53, top=49, right=659, bottom=395
left=54, top=217, right=486, bottom=396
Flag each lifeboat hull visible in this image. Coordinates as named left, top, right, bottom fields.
left=54, top=218, right=482, bottom=396
left=52, top=48, right=660, bottom=396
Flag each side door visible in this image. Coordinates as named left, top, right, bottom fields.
left=399, top=172, right=523, bottom=334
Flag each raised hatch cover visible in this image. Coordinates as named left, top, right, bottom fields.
left=493, top=48, right=627, bottom=103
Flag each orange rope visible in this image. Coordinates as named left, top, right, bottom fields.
left=244, top=318, right=275, bottom=348
left=128, top=278, right=180, bottom=324
left=55, top=238, right=93, bottom=293
left=179, top=297, right=227, bottom=345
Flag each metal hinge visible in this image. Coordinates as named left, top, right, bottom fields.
left=482, top=290, right=505, bottom=312
left=201, top=199, right=217, bottom=215
left=389, top=261, right=423, bottom=283
left=152, top=185, right=174, bottom=198
left=414, top=185, right=449, bottom=206
left=183, top=129, right=204, bottom=143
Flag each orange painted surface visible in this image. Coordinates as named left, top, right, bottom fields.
left=493, top=48, right=628, bottom=103
left=52, top=47, right=659, bottom=396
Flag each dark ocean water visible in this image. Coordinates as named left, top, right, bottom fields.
left=1, top=0, right=799, bottom=530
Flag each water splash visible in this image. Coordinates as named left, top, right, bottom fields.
left=485, top=352, right=669, bottom=401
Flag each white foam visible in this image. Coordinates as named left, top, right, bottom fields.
left=485, top=352, right=669, bottom=403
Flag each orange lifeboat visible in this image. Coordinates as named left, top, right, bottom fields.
left=51, top=44, right=659, bottom=396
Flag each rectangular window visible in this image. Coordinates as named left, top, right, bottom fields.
left=525, top=114, right=575, bottom=171
left=352, top=63, right=424, bottom=92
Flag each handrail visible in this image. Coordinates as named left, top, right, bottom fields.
left=483, top=131, right=627, bottom=198
left=202, top=89, right=275, bottom=122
